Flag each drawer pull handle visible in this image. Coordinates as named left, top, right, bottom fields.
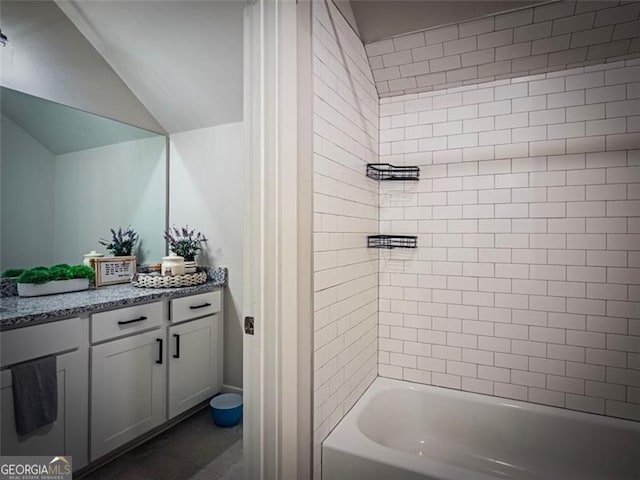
left=156, top=338, right=163, bottom=364
left=173, top=334, right=180, bottom=359
left=118, top=316, right=148, bottom=325
left=189, top=303, right=211, bottom=310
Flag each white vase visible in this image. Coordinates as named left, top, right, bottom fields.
left=162, top=255, right=185, bottom=276
left=17, top=278, right=90, bottom=297
left=184, top=260, right=197, bottom=274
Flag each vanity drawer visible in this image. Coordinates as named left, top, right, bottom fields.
left=1, top=317, right=82, bottom=367
left=171, top=291, right=221, bottom=323
left=91, top=302, right=164, bottom=344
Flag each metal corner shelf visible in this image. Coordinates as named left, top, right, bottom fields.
left=368, top=235, right=417, bottom=249
left=366, top=163, right=420, bottom=181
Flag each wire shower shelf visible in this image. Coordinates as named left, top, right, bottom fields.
left=366, top=163, right=420, bottom=181
left=368, top=235, right=418, bottom=249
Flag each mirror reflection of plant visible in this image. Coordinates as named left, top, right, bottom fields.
left=163, top=226, right=207, bottom=261
left=99, top=226, right=138, bottom=256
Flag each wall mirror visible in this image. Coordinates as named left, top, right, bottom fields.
left=1, top=86, right=167, bottom=271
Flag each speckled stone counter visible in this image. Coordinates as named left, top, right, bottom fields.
left=0, top=282, right=221, bottom=331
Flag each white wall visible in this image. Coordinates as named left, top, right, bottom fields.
left=378, top=59, right=640, bottom=421
left=54, top=137, right=166, bottom=265
left=1, top=114, right=55, bottom=271
left=312, top=1, right=379, bottom=477
left=0, top=1, right=164, bottom=134
left=169, top=122, right=244, bottom=389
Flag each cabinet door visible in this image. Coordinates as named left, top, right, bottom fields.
left=1, top=349, right=88, bottom=469
left=90, top=328, right=166, bottom=461
left=168, top=314, right=220, bottom=418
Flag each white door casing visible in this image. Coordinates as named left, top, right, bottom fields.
left=243, top=0, right=313, bottom=479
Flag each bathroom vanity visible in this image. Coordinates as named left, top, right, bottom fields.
left=0, top=283, right=223, bottom=470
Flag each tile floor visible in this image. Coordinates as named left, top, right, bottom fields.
left=82, top=408, right=242, bottom=480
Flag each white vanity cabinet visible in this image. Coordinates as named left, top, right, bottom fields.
left=168, top=291, right=222, bottom=418
left=0, top=318, right=89, bottom=469
left=0, top=286, right=223, bottom=468
left=90, top=302, right=167, bottom=461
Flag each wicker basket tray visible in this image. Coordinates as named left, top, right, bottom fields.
left=131, top=271, right=207, bottom=289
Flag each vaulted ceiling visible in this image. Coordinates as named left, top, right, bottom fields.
left=1, top=0, right=244, bottom=135
left=57, top=0, right=244, bottom=134
left=345, top=0, right=544, bottom=43
left=351, top=0, right=640, bottom=98
left=0, top=0, right=165, bottom=134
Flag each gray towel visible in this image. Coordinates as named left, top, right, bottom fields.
left=11, top=355, right=58, bottom=435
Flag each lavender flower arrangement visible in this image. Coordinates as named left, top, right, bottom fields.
left=164, top=226, right=207, bottom=261
left=99, top=226, right=138, bottom=256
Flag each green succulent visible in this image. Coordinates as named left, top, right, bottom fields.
left=1, top=269, right=25, bottom=278
left=49, top=265, right=73, bottom=281
left=69, top=265, right=96, bottom=281
left=17, top=264, right=96, bottom=284
left=18, top=268, right=52, bottom=284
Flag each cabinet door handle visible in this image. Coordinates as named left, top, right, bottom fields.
left=173, top=334, right=180, bottom=359
left=156, top=338, right=163, bottom=364
left=118, top=315, right=147, bottom=325
left=189, top=303, right=211, bottom=310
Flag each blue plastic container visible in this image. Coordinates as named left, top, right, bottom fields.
left=210, top=393, right=243, bottom=427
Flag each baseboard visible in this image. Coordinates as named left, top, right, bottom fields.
left=222, top=384, right=243, bottom=395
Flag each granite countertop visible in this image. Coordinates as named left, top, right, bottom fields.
left=0, top=282, right=221, bottom=331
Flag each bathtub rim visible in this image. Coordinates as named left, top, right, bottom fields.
left=322, top=376, right=640, bottom=480
left=367, top=377, right=639, bottom=429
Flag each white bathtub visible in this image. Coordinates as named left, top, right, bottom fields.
left=322, top=377, right=640, bottom=480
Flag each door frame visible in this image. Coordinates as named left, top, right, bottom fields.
left=243, top=1, right=313, bottom=479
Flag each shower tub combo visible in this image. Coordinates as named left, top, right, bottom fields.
left=322, top=377, right=640, bottom=480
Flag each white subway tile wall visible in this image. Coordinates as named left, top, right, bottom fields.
left=313, top=1, right=379, bottom=478
left=366, top=0, right=640, bottom=97
left=379, top=59, right=640, bottom=422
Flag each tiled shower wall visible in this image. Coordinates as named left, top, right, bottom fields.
left=378, top=60, right=640, bottom=421
left=312, top=0, right=379, bottom=477
left=366, top=0, right=640, bottom=97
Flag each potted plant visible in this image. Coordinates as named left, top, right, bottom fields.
left=99, top=226, right=138, bottom=257
left=16, top=264, right=95, bottom=297
left=164, top=226, right=207, bottom=273
left=1, top=269, right=25, bottom=279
